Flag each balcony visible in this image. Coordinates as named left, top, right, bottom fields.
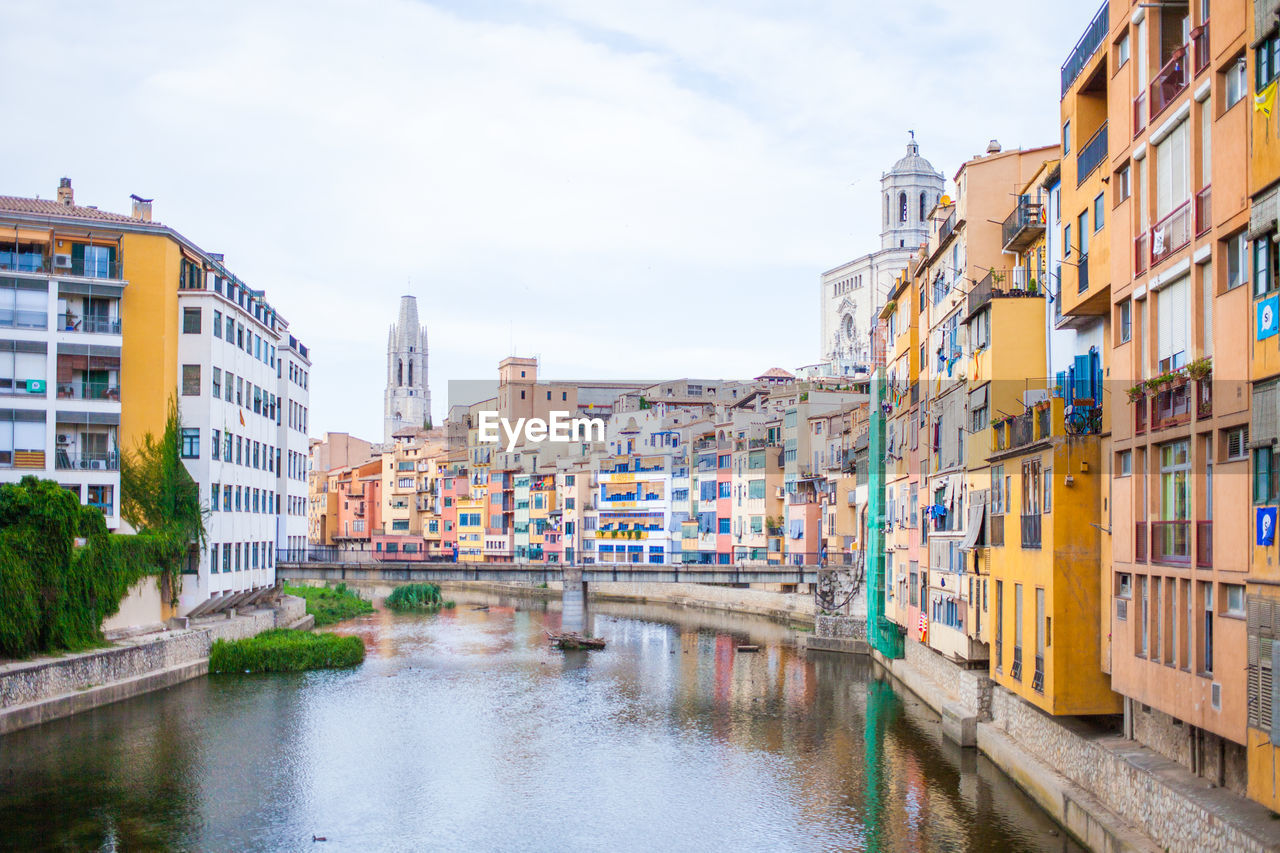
left=1, top=254, right=123, bottom=281
left=1021, top=513, right=1042, bottom=549
left=1196, top=520, right=1212, bottom=568
left=1150, top=48, right=1190, bottom=122
left=1133, top=92, right=1148, bottom=138
left=1196, top=378, right=1212, bottom=419
left=55, top=450, right=120, bottom=471
left=1150, top=200, right=1191, bottom=267
left=1195, top=186, right=1212, bottom=236
left=1077, top=122, right=1108, bottom=186
left=57, top=312, right=121, bottom=335
left=939, top=209, right=957, bottom=245
left=1151, top=380, right=1191, bottom=430
left=1192, top=24, right=1209, bottom=75
left=967, top=267, right=1041, bottom=318
left=1151, top=520, right=1190, bottom=565
left=1135, top=521, right=1148, bottom=562
left=1134, top=232, right=1149, bottom=276
left=1060, top=1, right=1109, bottom=97
left=1134, top=394, right=1147, bottom=435
left=56, top=380, right=119, bottom=402
left=1002, top=197, right=1046, bottom=253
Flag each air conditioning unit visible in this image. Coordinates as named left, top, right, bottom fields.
left=56, top=434, right=71, bottom=445
left=54, top=254, right=72, bottom=268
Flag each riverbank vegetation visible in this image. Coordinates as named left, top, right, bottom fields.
left=209, top=629, right=365, bottom=673
left=284, top=583, right=373, bottom=626
left=384, top=583, right=456, bottom=611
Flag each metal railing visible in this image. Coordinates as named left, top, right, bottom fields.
left=1150, top=48, right=1190, bottom=121
left=1193, top=24, right=1210, bottom=75
left=1061, top=1, right=1109, bottom=97
left=1151, top=520, right=1190, bottom=565
left=1001, top=196, right=1045, bottom=252
left=1196, top=378, right=1213, bottom=419
left=1196, top=520, right=1213, bottom=568
left=1150, top=200, right=1191, bottom=267
left=1134, top=232, right=1148, bottom=276
left=1133, top=92, right=1147, bottom=137
left=56, top=381, right=120, bottom=401
left=1134, top=394, right=1147, bottom=435
left=1135, top=521, right=1148, bottom=562
left=1077, top=122, right=1108, bottom=185
left=1151, top=381, right=1191, bottom=430
left=57, top=313, right=121, bottom=334
left=1021, top=513, right=1042, bottom=549
left=939, top=210, right=957, bottom=244
left=55, top=450, right=120, bottom=470
left=1195, top=185, right=1212, bottom=236
left=969, top=267, right=1039, bottom=317
left=0, top=254, right=122, bottom=279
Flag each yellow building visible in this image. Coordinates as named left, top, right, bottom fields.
left=986, top=397, right=1119, bottom=715
left=456, top=496, right=486, bottom=562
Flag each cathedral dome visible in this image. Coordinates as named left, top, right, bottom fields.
left=890, top=140, right=942, bottom=178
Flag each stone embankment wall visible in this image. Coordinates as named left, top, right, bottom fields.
left=874, top=639, right=1280, bottom=853
left=0, top=596, right=304, bottom=735
left=586, top=581, right=815, bottom=624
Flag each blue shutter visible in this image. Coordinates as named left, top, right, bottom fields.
left=1073, top=354, right=1092, bottom=401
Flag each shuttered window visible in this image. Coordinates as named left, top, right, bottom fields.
left=1254, top=382, right=1280, bottom=450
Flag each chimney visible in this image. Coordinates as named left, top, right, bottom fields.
left=130, top=194, right=153, bottom=222
left=57, top=177, right=73, bottom=206
left=986, top=139, right=1002, bottom=155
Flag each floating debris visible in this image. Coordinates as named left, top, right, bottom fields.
left=546, top=630, right=606, bottom=651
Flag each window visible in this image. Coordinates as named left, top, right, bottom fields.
left=181, top=364, right=200, bottom=396
left=718, top=481, right=731, bottom=498
left=1116, top=32, right=1129, bottom=68
left=1155, top=119, right=1190, bottom=220
left=1156, top=275, right=1190, bottom=371
left=1227, top=426, right=1250, bottom=460
left=212, top=428, right=221, bottom=461
left=224, top=315, right=234, bottom=340
left=1093, top=194, right=1104, bottom=231
left=1227, top=232, right=1248, bottom=290
left=1062, top=120, right=1071, bottom=156
left=1255, top=447, right=1277, bottom=504
left=1118, top=449, right=1132, bottom=476
left=180, top=427, right=199, bottom=458
left=1256, top=233, right=1279, bottom=297
left=1064, top=224, right=1072, bottom=258
left=212, top=310, right=222, bottom=338
left=211, top=366, right=221, bottom=399
left=1223, top=55, right=1247, bottom=108
left=1116, top=164, right=1131, bottom=203
left=718, top=518, right=730, bottom=534
left=1224, top=584, right=1245, bottom=616
left=182, top=307, right=201, bottom=334
left=1257, top=39, right=1279, bottom=91
left=1119, top=298, right=1132, bottom=343
left=1201, top=581, right=1214, bottom=674
left=1138, top=575, right=1149, bottom=657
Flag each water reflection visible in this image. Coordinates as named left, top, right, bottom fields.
left=0, top=592, right=1081, bottom=852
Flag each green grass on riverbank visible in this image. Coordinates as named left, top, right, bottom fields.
left=209, top=629, right=365, bottom=673
left=384, top=583, right=456, bottom=612
left=284, top=583, right=373, bottom=626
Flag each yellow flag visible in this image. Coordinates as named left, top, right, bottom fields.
left=1256, top=80, right=1277, bottom=118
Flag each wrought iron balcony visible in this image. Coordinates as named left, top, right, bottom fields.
left=1001, top=197, right=1045, bottom=253
left=968, top=267, right=1040, bottom=318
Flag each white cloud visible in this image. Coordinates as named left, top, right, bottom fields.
left=0, top=0, right=1093, bottom=440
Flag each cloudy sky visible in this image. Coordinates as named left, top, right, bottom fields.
left=0, top=0, right=1093, bottom=439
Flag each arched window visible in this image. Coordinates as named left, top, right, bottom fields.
left=899, top=192, right=908, bottom=223
left=920, top=191, right=927, bottom=222
left=884, top=194, right=890, bottom=226
left=408, top=359, right=413, bottom=387
left=397, top=359, right=403, bottom=386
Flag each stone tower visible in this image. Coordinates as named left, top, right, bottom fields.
left=880, top=136, right=946, bottom=250
left=383, top=295, right=430, bottom=444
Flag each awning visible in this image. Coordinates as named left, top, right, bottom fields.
left=944, top=475, right=959, bottom=509
left=968, top=383, right=988, bottom=412
left=960, top=501, right=986, bottom=551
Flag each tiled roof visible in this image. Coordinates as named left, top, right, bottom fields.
left=0, top=195, right=152, bottom=225
left=756, top=367, right=794, bottom=379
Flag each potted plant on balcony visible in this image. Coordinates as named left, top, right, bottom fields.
left=1026, top=278, right=1039, bottom=295
left=1127, top=384, right=1146, bottom=403
left=1186, top=356, right=1212, bottom=382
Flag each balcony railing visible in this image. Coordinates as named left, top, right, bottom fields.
left=1151, top=381, right=1191, bottom=430
left=1196, top=378, right=1212, bottom=418
left=1151, top=520, right=1190, bottom=565
left=0, top=254, right=122, bottom=280
left=1077, top=122, right=1108, bottom=186
left=57, top=313, right=121, bottom=335
left=1135, top=521, right=1148, bottom=562
left=1134, top=231, right=1148, bottom=276
left=1150, top=48, right=1190, bottom=121
left=55, top=451, right=120, bottom=471
left=1192, top=24, right=1210, bottom=75
left=1061, top=1, right=1109, bottom=97
left=1134, top=395, right=1147, bottom=435
left=1195, top=186, right=1212, bottom=236
left=1077, top=253, right=1089, bottom=293
left=1150, top=200, right=1191, bottom=267
left=1021, top=513, right=1042, bottom=549
left=1002, top=196, right=1046, bottom=253
left=1196, top=520, right=1213, bottom=568
left=56, top=381, right=120, bottom=401
left=968, top=267, right=1039, bottom=317
left=1133, top=92, right=1148, bottom=137
left=939, top=209, right=957, bottom=244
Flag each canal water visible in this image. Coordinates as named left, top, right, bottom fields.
left=0, top=594, right=1083, bottom=852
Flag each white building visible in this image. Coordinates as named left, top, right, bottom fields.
left=177, top=269, right=310, bottom=613
left=820, top=137, right=945, bottom=373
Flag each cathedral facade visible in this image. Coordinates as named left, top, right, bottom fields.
left=819, top=138, right=945, bottom=373
left=384, top=295, right=431, bottom=443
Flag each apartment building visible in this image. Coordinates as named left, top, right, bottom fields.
left=882, top=271, right=923, bottom=636
left=1060, top=0, right=1252, bottom=792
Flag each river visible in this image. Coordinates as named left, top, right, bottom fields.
left=0, top=592, right=1083, bottom=852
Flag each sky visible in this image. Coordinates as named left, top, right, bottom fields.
left=0, top=0, right=1095, bottom=440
